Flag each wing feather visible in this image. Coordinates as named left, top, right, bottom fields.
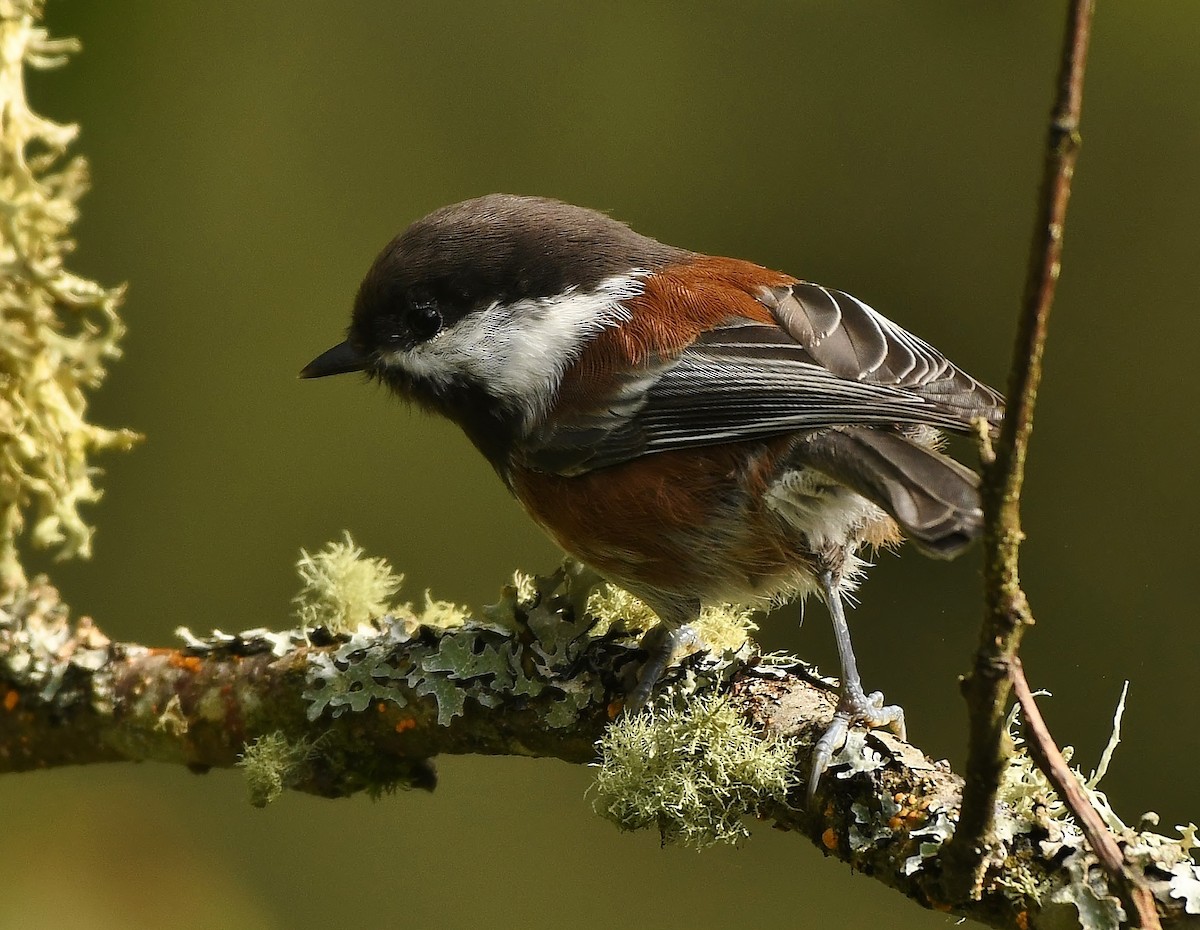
left=523, top=282, right=1004, bottom=476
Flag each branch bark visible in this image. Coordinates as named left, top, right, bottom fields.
left=2, top=578, right=1197, bottom=929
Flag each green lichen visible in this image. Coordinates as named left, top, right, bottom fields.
left=1169, top=860, right=1200, bottom=915
left=238, top=730, right=315, bottom=808
left=587, top=584, right=758, bottom=653
left=985, top=683, right=1200, bottom=925
left=1047, top=850, right=1126, bottom=930
left=0, top=578, right=110, bottom=705
left=900, top=805, right=956, bottom=876
left=586, top=584, right=658, bottom=635
left=293, top=532, right=404, bottom=634
left=849, top=793, right=902, bottom=854
left=592, top=696, right=797, bottom=848
left=302, top=557, right=607, bottom=726
left=0, top=0, right=139, bottom=588
left=299, top=552, right=759, bottom=731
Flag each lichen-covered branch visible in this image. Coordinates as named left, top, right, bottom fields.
left=2, top=564, right=1197, bottom=930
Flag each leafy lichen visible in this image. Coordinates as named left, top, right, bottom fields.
left=988, top=684, right=1200, bottom=926
left=592, top=696, right=797, bottom=848
left=0, top=0, right=139, bottom=589
left=302, top=559, right=605, bottom=726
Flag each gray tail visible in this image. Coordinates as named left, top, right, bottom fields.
left=801, top=427, right=983, bottom=559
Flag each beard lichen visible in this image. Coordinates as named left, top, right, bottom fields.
left=592, top=695, right=798, bottom=848
left=293, top=532, right=406, bottom=634
left=586, top=583, right=759, bottom=652
left=238, top=730, right=316, bottom=808
left=0, top=0, right=139, bottom=589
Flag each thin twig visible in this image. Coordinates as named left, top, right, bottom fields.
left=944, top=0, right=1096, bottom=896
left=1011, top=660, right=1162, bottom=928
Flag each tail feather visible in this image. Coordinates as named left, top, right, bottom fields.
left=801, top=427, right=983, bottom=559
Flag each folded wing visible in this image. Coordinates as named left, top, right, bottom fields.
left=524, top=282, right=1004, bottom=477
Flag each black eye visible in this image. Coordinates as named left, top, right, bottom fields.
left=408, top=298, right=443, bottom=341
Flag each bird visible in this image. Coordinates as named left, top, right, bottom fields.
left=301, top=193, right=1004, bottom=796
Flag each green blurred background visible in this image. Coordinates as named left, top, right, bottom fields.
left=4, top=2, right=1198, bottom=928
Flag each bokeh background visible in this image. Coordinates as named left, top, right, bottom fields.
left=4, top=2, right=1198, bottom=928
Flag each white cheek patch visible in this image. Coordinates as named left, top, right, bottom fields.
left=383, top=271, right=646, bottom=423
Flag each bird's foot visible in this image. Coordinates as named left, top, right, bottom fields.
left=624, top=624, right=700, bottom=713
left=808, top=686, right=906, bottom=802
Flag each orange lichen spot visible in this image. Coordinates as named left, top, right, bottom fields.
left=907, top=813, right=929, bottom=831
left=167, top=653, right=202, bottom=674
left=821, top=827, right=838, bottom=851
left=1016, top=911, right=1030, bottom=930
left=394, top=717, right=417, bottom=734
left=3, top=689, right=18, bottom=712
left=376, top=702, right=388, bottom=713
left=607, top=699, right=623, bottom=719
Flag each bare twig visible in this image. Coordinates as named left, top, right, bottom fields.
left=1011, top=660, right=1163, bottom=928
left=945, top=0, right=1096, bottom=895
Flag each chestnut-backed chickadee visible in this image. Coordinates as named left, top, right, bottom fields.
left=302, top=194, right=1004, bottom=795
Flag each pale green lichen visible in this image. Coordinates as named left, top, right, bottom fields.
left=996, top=684, right=1129, bottom=844
left=986, top=683, right=1200, bottom=926
left=1047, top=849, right=1126, bottom=930
left=293, top=532, right=404, bottom=634
left=592, top=696, right=797, bottom=848
left=416, top=590, right=468, bottom=630
left=586, top=584, right=658, bottom=634
left=587, top=583, right=758, bottom=653
left=238, top=730, right=315, bottom=808
left=900, top=805, right=955, bottom=875
left=510, top=569, right=538, bottom=609
left=0, top=1, right=139, bottom=589
left=830, top=728, right=886, bottom=782
left=849, top=793, right=901, bottom=853
left=153, top=693, right=187, bottom=736
left=299, top=553, right=755, bottom=731
left=302, top=564, right=597, bottom=726
left=302, top=559, right=592, bottom=725
left=1169, top=860, right=1200, bottom=915
left=0, top=577, right=111, bottom=705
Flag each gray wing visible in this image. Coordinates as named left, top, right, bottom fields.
left=525, top=282, right=1004, bottom=476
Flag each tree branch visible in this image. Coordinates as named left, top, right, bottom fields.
left=1011, top=659, right=1165, bottom=928
left=3, top=577, right=1197, bottom=929
left=947, top=0, right=1114, bottom=904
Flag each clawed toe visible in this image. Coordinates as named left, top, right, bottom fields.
left=807, top=687, right=906, bottom=802
left=624, top=624, right=700, bottom=714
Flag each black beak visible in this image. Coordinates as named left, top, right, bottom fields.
left=300, top=340, right=367, bottom=379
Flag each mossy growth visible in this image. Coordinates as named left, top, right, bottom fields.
left=238, top=730, right=314, bottom=808
left=592, top=695, right=797, bottom=848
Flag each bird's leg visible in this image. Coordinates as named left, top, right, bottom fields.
left=808, top=569, right=906, bottom=801
left=624, top=597, right=701, bottom=713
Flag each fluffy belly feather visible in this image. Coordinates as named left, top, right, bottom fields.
left=509, top=437, right=898, bottom=609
